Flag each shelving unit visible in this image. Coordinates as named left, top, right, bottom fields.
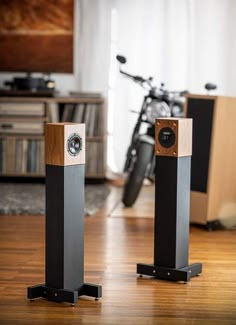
left=0, top=96, right=106, bottom=180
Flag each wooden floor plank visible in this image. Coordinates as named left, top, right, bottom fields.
left=110, top=185, right=154, bottom=218
left=0, top=185, right=236, bottom=324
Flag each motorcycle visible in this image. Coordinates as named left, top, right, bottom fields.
left=116, top=55, right=187, bottom=207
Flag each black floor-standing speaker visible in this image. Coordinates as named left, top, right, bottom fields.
left=27, top=123, right=102, bottom=305
left=137, top=118, right=202, bottom=282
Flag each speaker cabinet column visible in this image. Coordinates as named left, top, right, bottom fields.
left=27, top=123, right=102, bottom=305
left=45, top=164, right=84, bottom=290
left=186, top=95, right=236, bottom=230
left=154, top=156, right=190, bottom=269
left=137, top=118, right=202, bottom=283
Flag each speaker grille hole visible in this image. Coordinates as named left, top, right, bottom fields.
left=67, top=133, right=82, bottom=156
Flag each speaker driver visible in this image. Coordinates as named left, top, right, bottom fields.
left=67, top=133, right=82, bottom=156
left=158, top=127, right=175, bottom=148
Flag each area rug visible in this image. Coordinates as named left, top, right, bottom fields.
left=0, top=183, right=110, bottom=216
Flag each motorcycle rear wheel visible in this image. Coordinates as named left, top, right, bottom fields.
left=122, top=140, right=153, bottom=207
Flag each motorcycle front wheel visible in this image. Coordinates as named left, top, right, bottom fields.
left=122, top=140, right=153, bottom=207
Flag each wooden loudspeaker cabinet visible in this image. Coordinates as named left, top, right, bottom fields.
left=186, top=95, right=236, bottom=230
left=137, top=118, right=202, bottom=283
left=27, top=123, right=102, bottom=305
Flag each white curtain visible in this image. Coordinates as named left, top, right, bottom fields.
left=77, top=0, right=236, bottom=173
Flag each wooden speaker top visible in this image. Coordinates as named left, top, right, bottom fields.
left=45, top=123, right=85, bottom=166
left=155, top=118, right=192, bottom=157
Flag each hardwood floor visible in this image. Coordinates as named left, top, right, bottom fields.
left=0, top=185, right=236, bottom=324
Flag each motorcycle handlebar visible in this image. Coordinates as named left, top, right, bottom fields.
left=118, top=64, right=188, bottom=96
left=120, top=70, right=146, bottom=84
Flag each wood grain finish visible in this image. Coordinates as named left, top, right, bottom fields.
left=0, top=34, right=73, bottom=73
left=185, top=94, right=217, bottom=100
left=0, top=0, right=74, bottom=73
left=45, top=123, right=85, bottom=166
left=207, top=96, right=236, bottom=222
left=155, top=118, right=192, bottom=157
left=190, top=191, right=208, bottom=224
left=0, top=185, right=236, bottom=324
left=186, top=95, right=236, bottom=225
left=111, top=185, right=154, bottom=218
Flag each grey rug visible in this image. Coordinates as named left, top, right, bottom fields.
left=0, top=183, right=110, bottom=216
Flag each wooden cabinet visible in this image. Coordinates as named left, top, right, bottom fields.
left=0, top=96, right=106, bottom=179
left=185, top=95, right=236, bottom=229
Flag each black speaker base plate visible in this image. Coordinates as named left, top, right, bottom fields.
left=27, top=283, right=102, bottom=304
left=137, top=262, right=202, bottom=282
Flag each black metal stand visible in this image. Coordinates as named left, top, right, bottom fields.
left=28, top=283, right=102, bottom=304
left=137, top=156, right=202, bottom=283
left=27, top=164, right=102, bottom=304
left=137, top=263, right=202, bottom=283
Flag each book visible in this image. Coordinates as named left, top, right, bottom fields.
left=27, top=140, right=32, bottom=172
left=1, top=139, right=6, bottom=173
left=46, top=102, right=59, bottom=123
left=0, top=122, right=44, bottom=134
left=84, top=105, right=92, bottom=136
left=31, top=140, right=37, bottom=172
left=5, top=138, right=16, bottom=174
left=69, top=91, right=102, bottom=98
left=27, top=140, right=37, bottom=173
left=61, top=104, right=75, bottom=122
left=0, top=102, right=45, bottom=116
left=88, top=105, right=96, bottom=136
left=15, top=139, right=23, bottom=173
left=21, top=140, right=28, bottom=173
left=73, top=104, right=84, bottom=122
left=38, top=140, right=45, bottom=175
